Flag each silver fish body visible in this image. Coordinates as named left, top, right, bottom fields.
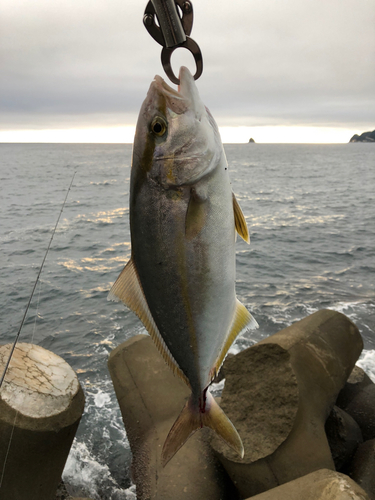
left=109, top=67, right=257, bottom=465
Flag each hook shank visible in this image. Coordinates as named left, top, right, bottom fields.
left=144, top=0, right=203, bottom=85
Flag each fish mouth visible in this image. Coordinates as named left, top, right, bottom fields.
left=178, top=66, right=200, bottom=102
left=153, top=66, right=202, bottom=117
left=154, top=75, right=181, bottom=99
left=154, top=66, right=194, bottom=97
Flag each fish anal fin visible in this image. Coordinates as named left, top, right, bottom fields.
left=107, top=258, right=139, bottom=309
left=162, top=390, right=243, bottom=467
left=233, top=192, right=250, bottom=244
left=212, top=299, right=258, bottom=379
left=108, top=258, right=190, bottom=387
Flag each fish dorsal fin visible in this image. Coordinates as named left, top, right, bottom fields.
left=108, top=258, right=190, bottom=387
left=212, top=299, right=258, bottom=379
left=233, top=193, right=250, bottom=244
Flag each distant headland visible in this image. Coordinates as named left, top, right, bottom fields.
left=349, top=130, right=375, bottom=143
left=249, top=138, right=255, bottom=143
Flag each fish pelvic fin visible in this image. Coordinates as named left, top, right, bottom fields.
left=162, top=390, right=243, bottom=467
left=212, top=299, right=258, bottom=379
left=108, top=258, right=190, bottom=387
left=233, top=192, right=250, bottom=244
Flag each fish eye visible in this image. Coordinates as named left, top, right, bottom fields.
left=151, top=117, right=167, bottom=137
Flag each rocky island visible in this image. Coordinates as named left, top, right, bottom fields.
left=349, top=130, right=375, bottom=142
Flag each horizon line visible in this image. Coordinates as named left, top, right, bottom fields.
left=0, top=141, right=355, bottom=145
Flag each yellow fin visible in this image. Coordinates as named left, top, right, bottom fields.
left=212, top=299, right=258, bottom=378
left=108, top=259, right=190, bottom=387
left=201, top=392, right=244, bottom=458
left=185, top=190, right=207, bottom=241
left=233, top=192, right=250, bottom=244
left=162, top=390, right=243, bottom=466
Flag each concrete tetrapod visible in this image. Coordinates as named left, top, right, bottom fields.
left=245, top=469, right=370, bottom=500
left=0, top=343, right=85, bottom=500
left=325, top=405, right=363, bottom=471
left=108, top=335, right=239, bottom=500
left=336, top=366, right=373, bottom=410
left=346, top=439, right=375, bottom=500
left=211, top=309, right=363, bottom=498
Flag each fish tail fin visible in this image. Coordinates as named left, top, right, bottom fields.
left=162, top=390, right=243, bottom=467
left=201, top=391, right=244, bottom=458
left=162, top=396, right=201, bottom=467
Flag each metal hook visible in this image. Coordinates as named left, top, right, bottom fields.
left=161, top=37, right=203, bottom=85
left=144, top=0, right=193, bottom=47
left=143, top=0, right=203, bottom=85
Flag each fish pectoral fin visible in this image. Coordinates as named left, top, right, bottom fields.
left=233, top=192, right=250, bottom=244
left=162, top=391, right=243, bottom=467
left=212, top=299, right=258, bottom=378
left=185, top=188, right=207, bottom=241
left=108, top=258, right=190, bottom=387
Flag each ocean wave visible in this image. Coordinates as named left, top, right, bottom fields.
left=328, top=301, right=375, bottom=330
left=357, top=350, right=375, bottom=383
left=59, top=254, right=129, bottom=274
left=249, top=212, right=345, bottom=230
left=90, top=180, right=118, bottom=186
left=55, top=207, right=129, bottom=233
left=62, top=375, right=133, bottom=499
left=63, top=441, right=135, bottom=500
left=241, top=299, right=375, bottom=351
left=2, top=143, right=374, bottom=498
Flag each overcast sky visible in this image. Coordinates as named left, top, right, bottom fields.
left=1, top=0, right=374, bottom=141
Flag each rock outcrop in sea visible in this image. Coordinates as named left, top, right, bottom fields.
left=109, top=309, right=375, bottom=500
left=349, top=130, right=375, bottom=142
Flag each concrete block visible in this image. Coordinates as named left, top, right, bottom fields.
left=336, top=366, right=373, bottom=410
left=345, top=385, right=375, bottom=441
left=0, top=343, right=85, bottom=500
left=346, top=438, right=375, bottom=500
left=325, top=405, right=363, bottom=471
left=246, top=469, right=370, bottom=500
left=211, top=309, right=363, bottom=498
left=108, top=334, right=239, bottom=500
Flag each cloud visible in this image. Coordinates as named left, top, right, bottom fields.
left=1, top=0, right=374, bottom=131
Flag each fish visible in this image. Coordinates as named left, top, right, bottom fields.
left=108, top=66, right=258, bottom=466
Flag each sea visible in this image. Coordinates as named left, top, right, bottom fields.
left=0, top=142, right=374, bottom=499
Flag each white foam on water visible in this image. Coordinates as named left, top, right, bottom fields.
left=357, top=350, right=375, bottom=383
left=89, top=179, right=118, bottom=186
left=328, top=300, right=373, bottom=320
left=228, top=342, right=243, bottom=355
left=63, top=440, right=135, bottom=500
left=94, top=389, right=112, bottom=408
left=261, top=300, right=374, bottom=338
left=210, top=379, right=225, bottom=398
left=260, top=303, right=320, bottom=328
left=62, top=375, right=132, bottom=499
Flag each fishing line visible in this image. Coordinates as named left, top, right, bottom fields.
left=31, top=279, right=43, bottom=344
left=0, top=411, right=18, bottom=492
left=0, top=171, right=76, bottom=390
